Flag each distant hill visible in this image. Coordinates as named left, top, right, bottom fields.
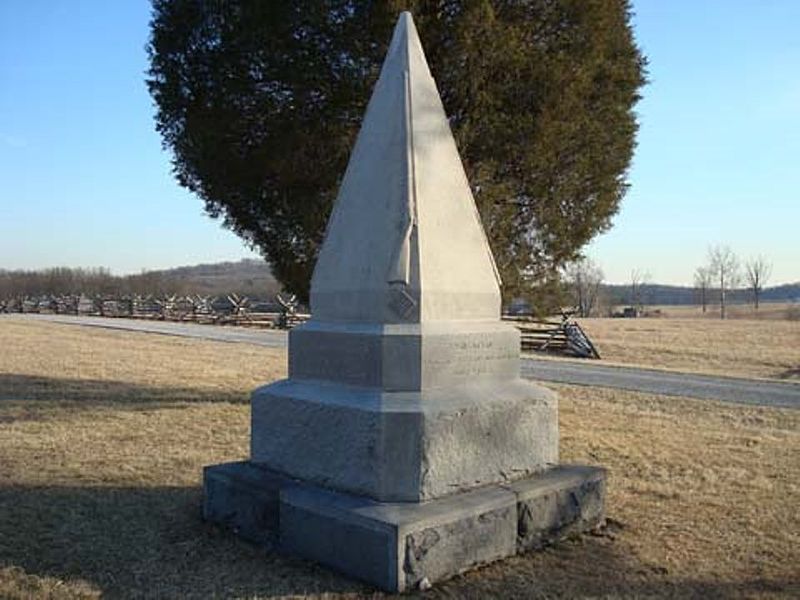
left=2, top=258, right=797, bottom=305
left=141, top=266, right=800, bottom=305
left=145, top=259, right=281, bottom=298
left=0, top=259, right=281, bottom=299
left=762, top=282, right=800, bottom=303
left=603, top=283, right=693, bottom=305
left=603, top=282, right=800, bottom=306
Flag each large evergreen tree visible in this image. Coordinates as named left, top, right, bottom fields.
left=148, top=0, right=645, bottom=305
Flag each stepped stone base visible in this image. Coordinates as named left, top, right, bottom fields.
left=203, top=461, right=606, bottom=592
left=250, top=378, right=559, bottom=502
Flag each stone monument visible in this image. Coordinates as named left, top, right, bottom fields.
left=204, top=12, right=605, bottom=592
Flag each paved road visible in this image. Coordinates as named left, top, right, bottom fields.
left=5, top=314, right=799, bottom=409
left=4, top=313, right=288, bottom=348
left=519, top=360, right=799, bottom=410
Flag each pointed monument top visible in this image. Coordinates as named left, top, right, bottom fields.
left=311, top=11, right=502, bottom=324
left=384, top=12, right=428, bottom=75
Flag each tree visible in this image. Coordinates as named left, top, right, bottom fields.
left=744, top=256, right=772, bottom=310
left=148, top=0, right=646, bottom=303
left=564, top=257, right=604, bottom=318
left=708, top=245, right=739, bottom=319
left=693, top=265, right=711, bottom=313
left=629, top=268, right=650, bottom=313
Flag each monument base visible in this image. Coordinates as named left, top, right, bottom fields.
left=203, top=461, right=606, bottom=592
left=250, top=378, right=559, bottom=502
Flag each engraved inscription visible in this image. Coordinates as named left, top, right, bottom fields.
left=423, top=335, right=517, bottom=378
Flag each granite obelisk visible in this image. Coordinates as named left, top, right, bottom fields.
left=203, top=12, right=605, bottom=592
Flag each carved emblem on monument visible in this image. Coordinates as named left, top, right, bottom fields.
left=388, top=284, right=416, bottom=319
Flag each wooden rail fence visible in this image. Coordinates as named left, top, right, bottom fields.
left=1, top=294, right=599, bottom=358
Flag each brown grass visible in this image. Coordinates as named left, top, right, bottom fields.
left=1, top=320, right=798, bottom=598
left=574, top=317, right=800, bottom=381
left=645, top=302, right=800, bottom=321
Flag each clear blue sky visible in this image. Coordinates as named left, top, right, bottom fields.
left=1, top=1, right=798, bottom=285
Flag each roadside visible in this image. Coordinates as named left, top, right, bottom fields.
left=521, top=358, right=799, bottom=410
left=2, top=314, right=798, bottom=409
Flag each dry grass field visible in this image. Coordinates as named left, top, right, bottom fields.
left=573, top=317, right=800, bottom=381
left=646, top=303, right=800, bottom=321
left=0, top=319, right=799, bottom=599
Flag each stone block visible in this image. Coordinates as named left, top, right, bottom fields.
left=202, top=462, right=605, bottom=593
left=509, top=465, right=606, bottom=551
left=202, top=461, right=290, bottom=546
left=250, top=378, right=558, bottom=501
left=288, top=320, right=520, bottom=391
left=279, top=480, right=518, bottom=592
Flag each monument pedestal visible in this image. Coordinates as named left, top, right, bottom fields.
left=250, top=376, right=558, bottom=502
left=203, top=461, right=605, bottom=592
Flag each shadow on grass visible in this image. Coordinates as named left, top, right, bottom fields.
left=0, top=373, right=249, bottom=407
left=0, top=483, right=796, bottom=599
left=0, top=484, right=366, bottom=599
left=777, top=366, right=800, bottom=380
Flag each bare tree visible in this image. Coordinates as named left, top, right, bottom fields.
left=630, top=269, right=651, bottom=313
left=744, top=256, right=772, bottom=310
left=694, top=266, right=712, bottom=313
left=564, top=258, right=604, bottom=318
left=708, top=245, right=739, bottom=319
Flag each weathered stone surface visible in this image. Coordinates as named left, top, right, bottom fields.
left=202, top=462, right=606, bottom=592
left=510, top=465, right=606, bottom=551
left=280, top=477, right=518, bottom=592
left=401, top=498, right=516, bottom=591
left=251, top=378, right=558, bottom=502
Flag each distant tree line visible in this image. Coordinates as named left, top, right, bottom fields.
left=0, top=260, right=281, bottom=300
left=0, top=267, right=184, bottom=299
